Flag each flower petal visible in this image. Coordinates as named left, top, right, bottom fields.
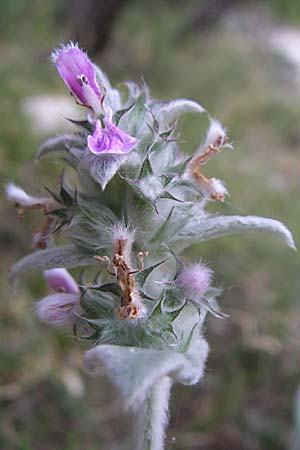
left=87, top=119, right=138, bottom=155
left=52, top=42, right=102, bottom=114
left=44, top=268, right=79, bottom=294
left=35, top=292, right=80, bottom=327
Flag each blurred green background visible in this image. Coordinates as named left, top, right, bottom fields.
left=0, top=1, right=300, bottom=449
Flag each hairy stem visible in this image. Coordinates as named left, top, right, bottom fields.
left=135, top=376, right=172, bottom=450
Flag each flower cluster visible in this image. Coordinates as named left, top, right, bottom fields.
left=7, top=42, right=295, bottom=450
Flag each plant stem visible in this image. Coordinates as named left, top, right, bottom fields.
left=135, top=376, right=172, bottom=450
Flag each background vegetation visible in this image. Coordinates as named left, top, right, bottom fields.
left=0, top=1, right=299, bottom=449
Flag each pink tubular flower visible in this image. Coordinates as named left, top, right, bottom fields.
left=51, top=42, right=102, bottom=115
left=176, top=262, right=213, bottom=300
left=35, top=268, right=80, bottom=327
left=35, top=293, right=80, bottom=327
left=87, top=119, right=138, bottom=155
left=44, top=268, right=79, bottom=294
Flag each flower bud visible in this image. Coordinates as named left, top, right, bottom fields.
left=35, top=293, right=80, bottom=327
left=51, top=42, right=102, bottom=115
left=44, top=268, right=79, bottom=294
left=176, top=262, right=213, bottom=300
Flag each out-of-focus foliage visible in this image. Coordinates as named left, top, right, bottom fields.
left=0, top=1, right=299, bottom=450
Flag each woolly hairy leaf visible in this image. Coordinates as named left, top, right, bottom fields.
left=65, top=118, right=93, bottom=132
left=157, top=99, right=205, bottom=127
left=161, top=287, right=186, bottom=313
left=139, top=154, right=153, bottom=179
left=159, top=191, right=184, bottom=202
left=179, top=215, right=296, bottom=249
left=113, top=103, right=135, bottom=126
left=90, top=283, right=122, bottom=297
left=150, top=207, right=175, bottom=243
left=119, top=94, right=147, bottom=137
left=36, top=134, right=85, bottom=160
left=84, top=345, right=185, bottom=409
left=60, top=184, right=76, bottom=207
left=172, top=303, right=209, bottom=385
left=172, top=303, right=199, bottom=348
left=80, top=290, right=115, bottom=319
left=135, top=258, right=169, bottom=287
left=168, top=156, right=193, bottom=175
left=84, top=309, right=209, bottom=406
left=10, top=245, right=94, bottom=286
left=120, top=176, right=158, bottom=213
left=159, top=175, right=173, bottom=188
left=95, top=66, right=121, bottom=112
left=86, top=153, right=126, bottom=190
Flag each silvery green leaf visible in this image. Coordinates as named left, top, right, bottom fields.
left=200, top=297, right=228, bottom=319
left=113, top=103, right=135, bottom=126
left=89, top=282, right=121, bottom=297
left=123, top=81, right=142, bottom=105
left=120, top=176, right=158, bottom=212
left=159, top=191, right=184, bottom=202
left=150, top=207, right=175, bottom=243
left=10, top=245, right=94, bottom=286
left=179, top=215, right=296, bottom=250
left=65, top=118, right=93, bottom=132
left=139, top=154, right=153, bottom=179
left=135, top=258, right=169, bottom=287
left=77, top=199, right=117, bottom=232
left=157, top=99, right=205, bottom=128
left=119, top=94, right=148, bottom=138
left=172, top=303, right=199, bottom=347
left=83, top=153, right=125, bottom=191
left=95, top=66, right=121, bottom=112
left=72, top=200, right=117, bottom=253
left=84, top=344, right=186, bottom=409
left=80, top=289, right=115, bottom=319
left=36, top=134, right=85, bottom=160
left=159, top=174, right=173, bottom=188
left=153, top=205, right=192, bottom=248
left=172, top=303, right=209, bottom=385
left=161, top=287, right=186, bottom=313
left=135, top=376, right=172, bottom=450
left=150, top=141, right=178, bottom=173
left=168, top=156, right=193, bottom=176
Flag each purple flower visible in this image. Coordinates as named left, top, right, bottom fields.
left=87, top=119, right=138, bottom=155
left=176, top=262, right=213, bottom=300
left=35, top=292, right=80, bottom=327
left=44, top=268, right=79, bottom=294
left=35, top=268, right=80, bottom=327
left=51, top=42, right=102, bottom=115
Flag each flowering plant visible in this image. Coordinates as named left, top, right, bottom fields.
left=7, top=42, right=295, bottom=450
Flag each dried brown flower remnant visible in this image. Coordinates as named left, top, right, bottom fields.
left=95, top=240, right=147, bottom=319
left=187, top=119, right=232, bottom=202
left=5, top=183, right=61, bottom=249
